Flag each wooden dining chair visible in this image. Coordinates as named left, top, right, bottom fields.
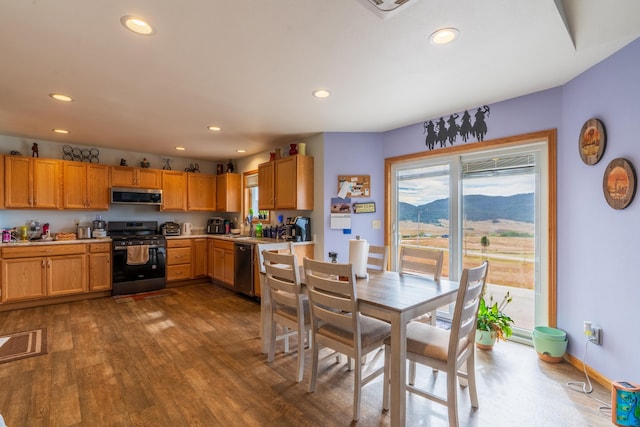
left=382, top=261, right=489, bottom=427
left=398, top=245, right=444, bottom=325
left=303, top=257, right=391, bottom=421
left=367, top=245, right=389, bottom=272
left=257, top=242, right=294, bottom=354
left=263, top=250, right=310, bottom=382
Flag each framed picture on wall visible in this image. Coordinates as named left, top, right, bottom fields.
left=603, top=158, right=636, bottom=210
left=579, top=118, right=606, bottom=165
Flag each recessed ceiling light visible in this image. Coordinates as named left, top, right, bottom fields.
left=236, top=149, right=246, bottom=153
left=312, top=89, right=331, bottom=99
left=208, top=125, right=221, bottom=132
left=49, top=93, right=73, bottom=102
left=120, top=16, right=154, bottom=35
left=429, top=27, right=459, bottom=45
left=175, top=146, right=186, bottom=151
left=53, top=129, right=70, bottom=134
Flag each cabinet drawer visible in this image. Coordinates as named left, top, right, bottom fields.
left=167, top=264, right=191, bottom=281
left=167, top=239, right=191, bottom=248
left=167, top=247, right=191, bottom=265
left=2, top=243, right=86, bottom=259
left=213, top=239, right=235, bottom=251
left=89, top=242, right=111, bottom=253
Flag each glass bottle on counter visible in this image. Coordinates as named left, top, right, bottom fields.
left=255, top=222, right=263, bottom=238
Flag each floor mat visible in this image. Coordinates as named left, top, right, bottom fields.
left=0, top=328, right=48, bottom=364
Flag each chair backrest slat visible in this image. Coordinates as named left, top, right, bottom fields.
left=367, top=245, right=389, bottom=272
left=263, top=250, right=303, bottom=315
left=398, top=246, right=443, bottom=281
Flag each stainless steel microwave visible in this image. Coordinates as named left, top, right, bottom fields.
left=110, top=187, right=162, bottom=205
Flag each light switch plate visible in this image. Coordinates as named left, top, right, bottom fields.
left=372, top=220, right=381, bottom=229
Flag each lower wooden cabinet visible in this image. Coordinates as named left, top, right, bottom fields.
left=191, top=238, right=208, bottom=278
left=89, top=242, right=111, bottom=291
left=1, top=244, right=87, bottom=303
left=166, top=239, right=192, bottom=282
left=212, top=239, right=234, bottom=286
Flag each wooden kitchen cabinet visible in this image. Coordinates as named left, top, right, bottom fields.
left=166, top=239, right=192, bottom=281
left=63, top=162, right=110, bottom=210
left=258, top=155, right=313, bottom=210
left=212, top=239, right=234, bottom=286
left=258, top=161, right=275, bottom=210
left=191, top=238, right=208, bottom=278
left=161, top=171, right=187, bottom=211
left=89, top=242, right=111, bottom=291
left=1, top=244, right=87, bottom=303
left=4, top=156, right=61, bottom=209
left=0, top=155, right=4, bottom=209
left=187, top=173, right=216, bottom=211
left=111, top=166, right=161, bottom=189
left=207, top=239, right=215, bottom=278
left=216, top=173, right=241, bottom=212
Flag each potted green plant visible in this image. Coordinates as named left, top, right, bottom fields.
left=475, top=291, right=514, bottom=350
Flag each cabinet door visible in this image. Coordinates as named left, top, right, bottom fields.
left=258, top=161, right=275, bottom=210
left=188, top=173, right=216, bottom=211
left=207, top=239, right=215, bottom=278
left=223, top=248, right=235, bottom=285
left=216, top=173, right=241, bottom=212
left=212, top=247, right=225, bottom=283
left=0, top=155, right=4, bottom=208
left=1, top=258, right=47, bottom=302
left=33, top=159, right=61, bottom=208
left=4, top=156, right=32, bottom=208
left=89, top=252, right=111, bottom=291
left=111, top=166, right=136, bottom=187
left=63, top=162, right=88, bottom=209
left=48, top=254, right=87, bottom=296
left=87, top=164, right=110, bottom=209
left=137, top=168, right=162, bottom=189
left=161, top=171, right=187, bottom=211
left=274, top=156, right=297, bottom=209
left=191, top=238, right=207, bottom=278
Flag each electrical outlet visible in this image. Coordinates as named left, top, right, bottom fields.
left=590, top=327, right=602, bottom=345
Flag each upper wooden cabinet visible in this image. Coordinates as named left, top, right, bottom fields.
left=4, top=156, right=61, bottom=209
left=63, top=162, right=110, bottom=210
left=0, top=155, right=4, bottom=209
left=111, top=166, right=161, bottom=189
left=258, top=155, right=313, bottom=210
left=216, top=173, right=241, bottom=212
left=187, top=173, right=216, bottom=211
left=161, top=170, right=187, bottom=211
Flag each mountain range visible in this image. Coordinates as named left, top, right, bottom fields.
left=398, top=194, right=534, bottom=223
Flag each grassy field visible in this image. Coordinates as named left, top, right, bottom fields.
left=399, top=219, right=534, bottom=290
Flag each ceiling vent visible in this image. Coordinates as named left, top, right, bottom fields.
left=357, top=0, right=419, bottom=19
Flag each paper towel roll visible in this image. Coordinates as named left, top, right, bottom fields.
left=349, top=238, right=370, bottom=279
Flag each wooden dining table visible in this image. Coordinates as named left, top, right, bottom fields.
left=260, top=268, right=459, bottom=427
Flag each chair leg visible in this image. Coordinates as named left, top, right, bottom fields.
left=283, top=326, right=290, bottom=353
left=447, top=366, right=458, bottom=427
left=467, top=353, right=479, bottom=408
left=409, top=360, right=416, bottom=385
left=296, top=324, right=304, bottom=383
left=353, top=353, right=362, bottom=421
left=308, top=336, right=319, bottom=393
left=382, top=344, right=390, bottom=411
left=267, top=320, right=277, bottom=363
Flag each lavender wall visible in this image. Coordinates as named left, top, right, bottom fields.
left=559, top=38, right=640, bottom=382
left=373, top=38, right=640, bottom=382
left=321, top=132, right=384, bottom=263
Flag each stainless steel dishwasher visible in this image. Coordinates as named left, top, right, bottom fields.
left=234, top=242, right=254, bottom=296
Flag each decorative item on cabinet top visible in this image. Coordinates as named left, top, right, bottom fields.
left=62, top=145, right=100, bottom=163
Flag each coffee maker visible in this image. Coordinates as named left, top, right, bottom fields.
left=286, top=216, right=311, bottom=242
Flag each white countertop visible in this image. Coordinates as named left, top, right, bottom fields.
left=0, top=238, right=112, bottom=247
left=165, top=234, right=314, bottom=245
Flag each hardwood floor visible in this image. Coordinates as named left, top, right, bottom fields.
left=0, top=284, right=612, bottom=426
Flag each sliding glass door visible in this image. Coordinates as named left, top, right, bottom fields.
left=390, top=136, right=552, bottom=340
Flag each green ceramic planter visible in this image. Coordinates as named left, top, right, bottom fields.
left=475, top=330, right=497, bottom=350
left=532, top=327, right=568, bottom=362
left=533, top=326, right=567, bottom=342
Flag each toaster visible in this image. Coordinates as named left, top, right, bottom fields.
left=160, top=221, right=181, bottom=236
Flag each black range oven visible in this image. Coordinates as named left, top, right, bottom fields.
left=108, top=221, right=167, bottom=296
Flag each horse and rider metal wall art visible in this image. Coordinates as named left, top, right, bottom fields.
left=423, top=105, right=491, bottom=150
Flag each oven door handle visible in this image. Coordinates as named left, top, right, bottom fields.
left=114, top=245, right=165, bottom=251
